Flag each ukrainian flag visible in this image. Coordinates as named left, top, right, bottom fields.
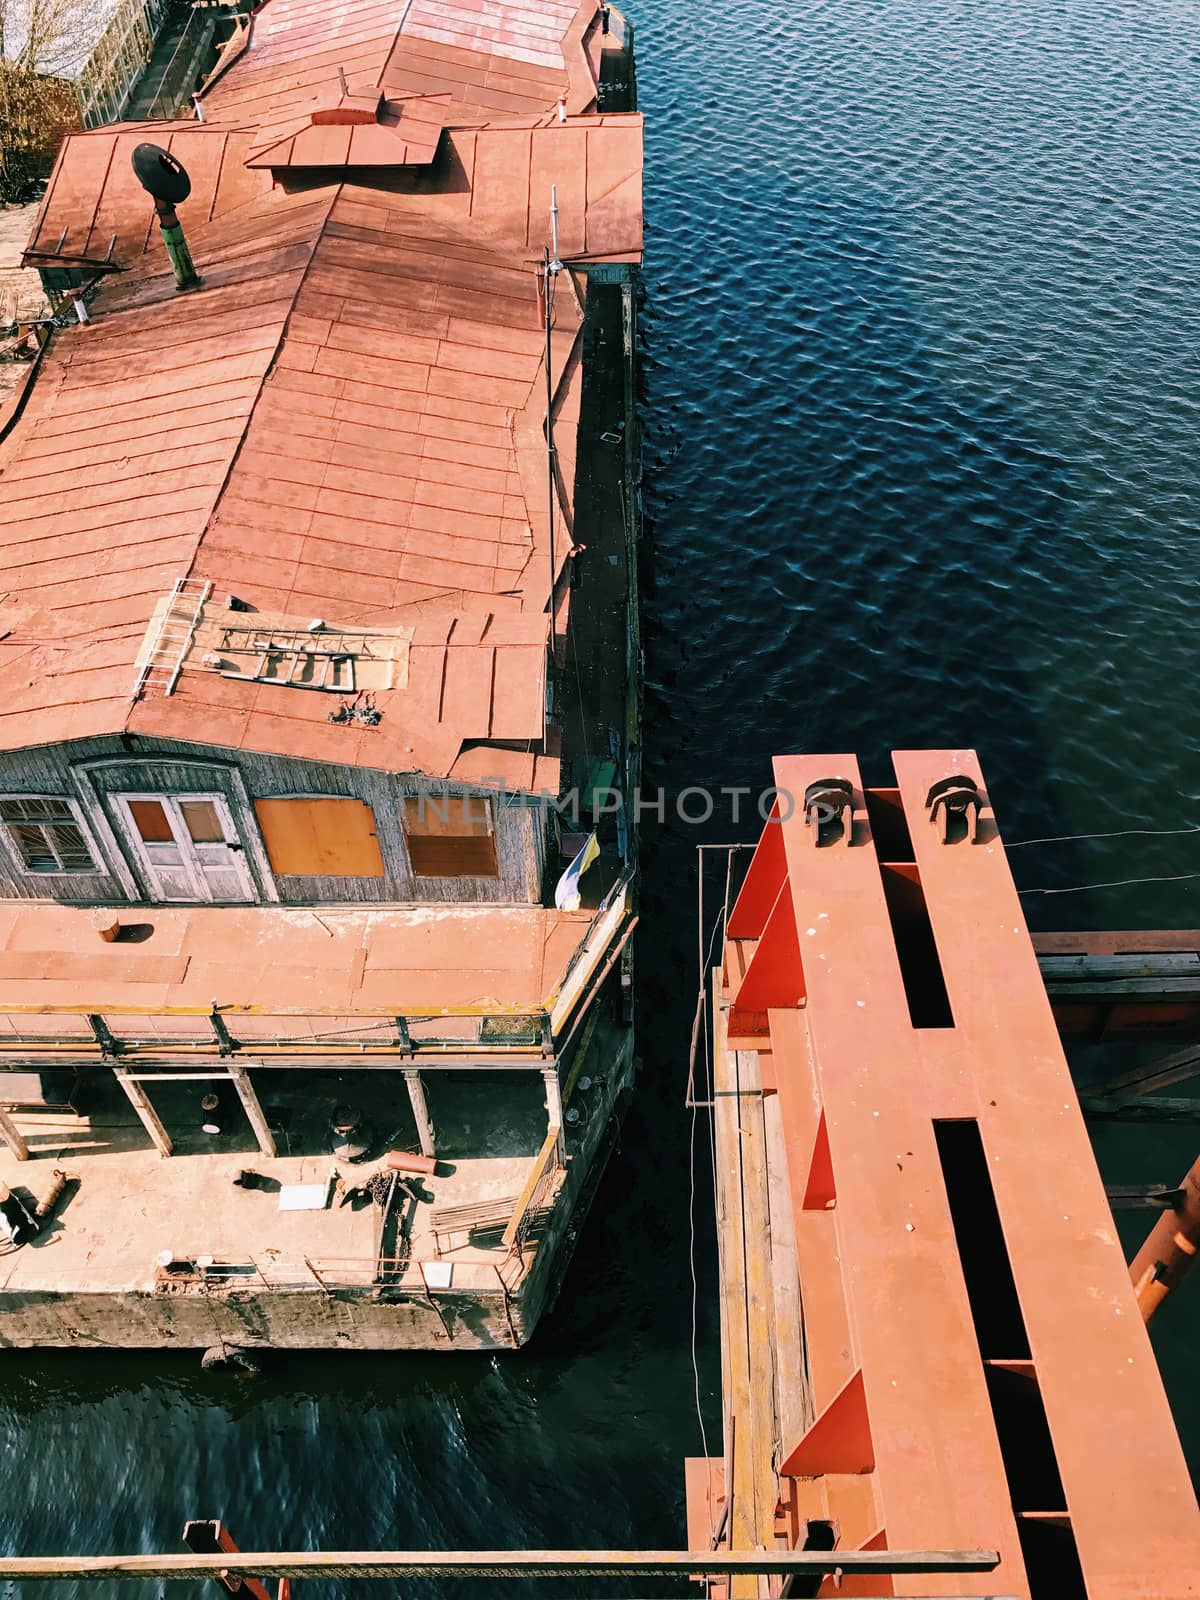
left=554, top=832, right=600, bottom=911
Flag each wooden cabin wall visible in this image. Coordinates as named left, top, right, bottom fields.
left=0, top=735, right=552, bottom=907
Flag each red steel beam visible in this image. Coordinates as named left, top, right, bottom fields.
left=893, top=750, right=1195, bottom=1598
left=1131, top=1153, right=1200, bottom=1321
left=713, top=751, right=1198, bottom=1600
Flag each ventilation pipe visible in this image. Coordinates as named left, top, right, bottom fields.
left=131, top=144, right=202, bottom=291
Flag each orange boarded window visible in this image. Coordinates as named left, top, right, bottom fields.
left=254, top=798, right=384, bottom=877
left=402, top=794, right=498, bottom=878
left=128, top=799, right=174, bottom=842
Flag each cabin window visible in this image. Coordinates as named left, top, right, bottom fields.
left=254, top=797, right=384, bottom=877
left=0, top=797, right=98, bottom=874
left=402, top=793, right=499, bottom=878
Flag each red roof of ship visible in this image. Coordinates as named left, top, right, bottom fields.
left=0, top=0, right=641, bottom=790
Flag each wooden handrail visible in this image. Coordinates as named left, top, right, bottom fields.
left=0, top=1548, right=1003, bottom=1582
left=502, top=1128, right=562, bottom=1250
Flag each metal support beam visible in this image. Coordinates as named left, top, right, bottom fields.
left=402, top=1068, right=436, bottom=1159
left=182, top=1522, right=285, bottom=1600
left=114, top=1068, right=172, bottom=1157
left=87, top=1013, right=119, bottom=1056
left=0, top=1105, right=29, bottom=1161
left=541, top=1066, right=565, bottom=1163
left=227, top=1062, right=276, bottom=1159
left=209, top=1007, right=235, bottom=1057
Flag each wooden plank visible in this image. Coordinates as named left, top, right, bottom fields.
left=713, top=1010, right=749, bottom=1576
left=1038, top=953, right=1200, bottom=978
left=712, top=994, right=781, bottom=1600
left=1043, top=976, right=1200, bottom=998
left=501, top=1127, right=559, bottom=1248
left=713, top=1004, right=751, bottom=1592
left=1033, top=930, right=1200, bottom=956
left=737, top=1057, right=780, bottom=1600
left=1079, top=1095, right=1200, bottom=1122
left=761, top=1091, right=811, bottom=1454
left=254, top=797, right=384, bottom=876
left=0, top=1550, right=1004, bottom=1581
left=1085, top=1038, right=1200, bottom=1098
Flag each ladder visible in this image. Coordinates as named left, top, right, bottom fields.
left=131, top=577, right=212, bottom=700
left=216, top=625, right=377, bottom=691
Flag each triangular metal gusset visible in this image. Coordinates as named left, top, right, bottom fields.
left=728, top=880, right=806, bottom=1035
left=780, top=1369, right=874, bottom=1478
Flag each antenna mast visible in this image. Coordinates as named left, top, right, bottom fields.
left=544, top=186, right=563, bottom=631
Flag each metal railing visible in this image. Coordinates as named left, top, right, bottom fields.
left=547, top=865, right=636, bottom=1033
left=225, top=1255, right=512, bottom=1295
left=502, top=1127, right=564, bottom=1261
left=0, top=1005, right=554, bottom=1062
left=0, top=883, right=635, bottom=1065
left=602, top=2, right=634, bottom=52
left=76, top=0, right=174, bottom=127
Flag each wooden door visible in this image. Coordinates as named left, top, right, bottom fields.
left=116, top=793, right=255, bottom=903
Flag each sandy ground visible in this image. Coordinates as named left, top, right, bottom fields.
left=0, top=201, right=51, bottom=396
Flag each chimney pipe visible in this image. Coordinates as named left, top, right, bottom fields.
left=131, top=144, right=202, bottom=292
left=152, top=197, right=202, bottom=292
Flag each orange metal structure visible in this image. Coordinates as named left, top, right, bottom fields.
left=692, top=750, right=1199, bottom=1600
left=1131, top=1154, right=1200, bottom=1323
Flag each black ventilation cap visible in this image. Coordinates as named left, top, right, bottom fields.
left=131, top=144, right=192, bottom=206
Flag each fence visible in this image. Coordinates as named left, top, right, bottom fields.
left=76, top=0, right=174, bottom=127
left=0, top=1005, right=554, bottom=1061
left=501, top=1127, right=563, bottom=1265
left=547, top=866, right=635, bottom=1034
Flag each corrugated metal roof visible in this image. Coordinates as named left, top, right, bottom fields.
left=0, top=0, right=641, bottom=788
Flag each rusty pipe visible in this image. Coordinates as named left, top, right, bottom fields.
left=1130, top=1152, right=1200, bottom=1320
left=35, top=1168, right=75, bottom=1224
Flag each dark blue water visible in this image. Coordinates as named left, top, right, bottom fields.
left=4, top=0, right=1199, bottom=1590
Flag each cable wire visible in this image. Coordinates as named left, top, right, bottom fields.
left=1018, top=870, right=1200, bottom=897
left=1007, top=824, right=1200, bottom=848
left=689, top=859, right=721, bottom=1472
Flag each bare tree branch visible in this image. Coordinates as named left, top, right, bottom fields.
left=3, top=0, right=99, bottom=76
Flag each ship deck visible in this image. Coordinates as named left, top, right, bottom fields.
left=0, top=899, right=594, bottom=1021
left=0, top=1066, right=556, bottom=1302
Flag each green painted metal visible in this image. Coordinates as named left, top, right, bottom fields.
left=157, top=207, right=201, bottom=290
